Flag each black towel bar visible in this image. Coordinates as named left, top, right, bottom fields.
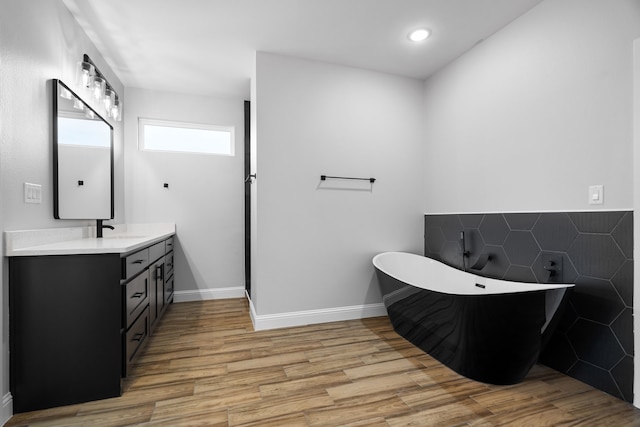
left=320, top=175, right=376, bottom=183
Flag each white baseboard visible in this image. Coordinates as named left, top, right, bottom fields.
left=249, top=300, right=387, bottom=331
left=2, top=393, right=12, bottom=426
left=173, top=286, right=245, bottom=303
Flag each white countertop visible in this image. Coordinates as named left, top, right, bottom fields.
left=5, top=223, right=176, bottom=256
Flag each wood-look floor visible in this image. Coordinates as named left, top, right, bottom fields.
left=6, top=298, right=640, bottom=426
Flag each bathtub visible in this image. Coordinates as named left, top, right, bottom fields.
left=373, top=252, right=574, bottom=385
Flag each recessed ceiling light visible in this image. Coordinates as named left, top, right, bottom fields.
left=408, top=28, right=431, bottom=42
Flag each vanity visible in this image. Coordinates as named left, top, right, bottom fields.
left=5, top=224, right=175, bottom=413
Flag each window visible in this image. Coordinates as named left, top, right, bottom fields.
left=139, top=118, right=234, bottom=156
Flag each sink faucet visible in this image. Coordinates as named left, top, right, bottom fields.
left=96, top=219, right=115, bottom=238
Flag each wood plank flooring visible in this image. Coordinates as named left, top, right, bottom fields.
left=6, top=298, right=640, bottom=426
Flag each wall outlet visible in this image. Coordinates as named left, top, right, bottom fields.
left=24, top=182, right=42, bottom=204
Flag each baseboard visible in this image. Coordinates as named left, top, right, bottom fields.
left=249, top=302, right=388, bottom=331
left=173, top=286, right=245, bottom=303
left=1, top=393, right=12, bottom=426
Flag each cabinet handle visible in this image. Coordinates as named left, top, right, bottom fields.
left=131, top=292, right=144, bottom=298
left=156, top=265, right=164, bottom=280
left=132, top=333, right=144, bottom=342
left=132, top=259, right=145, bottom=264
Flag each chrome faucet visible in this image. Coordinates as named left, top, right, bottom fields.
left=96, top=219, right=114, bottom=238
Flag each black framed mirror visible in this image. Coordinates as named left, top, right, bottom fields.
left=53, top=79, right=114, bottom=220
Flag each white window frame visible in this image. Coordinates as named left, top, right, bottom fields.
left=138, top=118, right=235, bottom=156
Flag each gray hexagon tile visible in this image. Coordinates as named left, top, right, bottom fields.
left=611, top=212, right=633, bottom=259
left=504, top=265, right=536, bottom=283
left=568, top=361, right=623, bottom=400
left=612, top=356, right=634, bottom=402
left=611, top=260, right=633, bottom=307
left=459, top=214, right=484, bottom=228
left=568, top=234, right=626, bottom=279
left=568, top=211, right=626, bottom=233
left=568, top=319, right=624, bottom=370
left=424, top=226, right=445, bottom=254
left=570, top=277, right=624, bottom=324
left=503, top=231, right=540, bottom=266
left=532, top=213, right=578, bottom=251
left=441, top=215, right=464, bottom=241
left=478, top=215, right=510, bottom=245
left=504, top=213, right=540, bottom=230
left=440, top=240, right=464, bottom=270
left=611, top=308, right=633, bottom=355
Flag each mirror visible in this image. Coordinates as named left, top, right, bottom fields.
left=53, top=79, right=114, bottom=220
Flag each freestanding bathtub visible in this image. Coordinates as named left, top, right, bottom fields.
left=373, top=252, right=574, bottom=385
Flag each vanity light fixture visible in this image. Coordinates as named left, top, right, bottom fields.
left=75, top=54, right=122, bottom=121
left=408, top=28, right=431, bottom=42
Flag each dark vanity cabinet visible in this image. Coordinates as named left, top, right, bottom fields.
left=9, top=236, right=175, bottom=413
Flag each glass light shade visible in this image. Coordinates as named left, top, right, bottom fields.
left=77, top=61, right=94, bottom=88
left=92, top=76, right=105, bottom=102
left=72, top=98, right=85, bottom=110
left=104, top=87, right=114, bottom=111
left=111, top=99, right=121, bottom=122
left=59, top=86, right=72, bottom=100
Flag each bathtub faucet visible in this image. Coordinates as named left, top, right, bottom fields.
left=470, top=253, right=492, bottom=271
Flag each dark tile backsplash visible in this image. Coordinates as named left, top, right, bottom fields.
left=424, top=211, right=633, bottom=402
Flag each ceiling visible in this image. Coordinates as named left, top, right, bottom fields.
left=62, top=0, right=543, bottom=99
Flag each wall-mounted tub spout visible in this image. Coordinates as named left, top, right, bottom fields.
left=470, top=253, right=492, bottom=271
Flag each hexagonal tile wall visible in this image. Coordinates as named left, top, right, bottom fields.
left=424, top=211, right=634, bottom=402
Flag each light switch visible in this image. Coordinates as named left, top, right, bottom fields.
left=588, top=185, right=603, bottom=205
left=24, top=182, right=42, bottom=204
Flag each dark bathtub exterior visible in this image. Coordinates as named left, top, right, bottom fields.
left=376, top=260, right=572, bottom=385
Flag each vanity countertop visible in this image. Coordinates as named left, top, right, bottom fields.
left=5, top=223, right=175, bottom=256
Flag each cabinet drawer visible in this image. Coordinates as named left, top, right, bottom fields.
left=164, top=275, right=174, bottom=304
left=124, top=272, right=149, bottom=328
left=124, top=307, right=149, bottom=376
left=149, top=241, right=165, bottom=264
left=122, top=249, right=148, bottom=280
left=165, top=237, right=175, bottom=254
left=165, top=251, right=174, bottom=278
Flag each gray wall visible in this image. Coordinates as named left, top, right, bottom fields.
left=123, top=88, right=245, bottom=300
left=0, top=0, right=124, bottom=422
left=422, top=0, right=640, bottom=213
left=252, top=52, right=425, bottom=321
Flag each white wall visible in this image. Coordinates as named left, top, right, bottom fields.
left=422, top=0, right=640, bottom=213
left=0, top=1, right=124, bottom=422
left=124, top=88, right=245, bottom=300
left=252, top=52, right=424, bottom=322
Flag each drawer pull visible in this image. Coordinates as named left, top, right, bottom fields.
left=132, top=259, right=145, bottom=264
left=132, top=333, right=144, bottom=342
left=131, top=292, right=144, bottom=298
